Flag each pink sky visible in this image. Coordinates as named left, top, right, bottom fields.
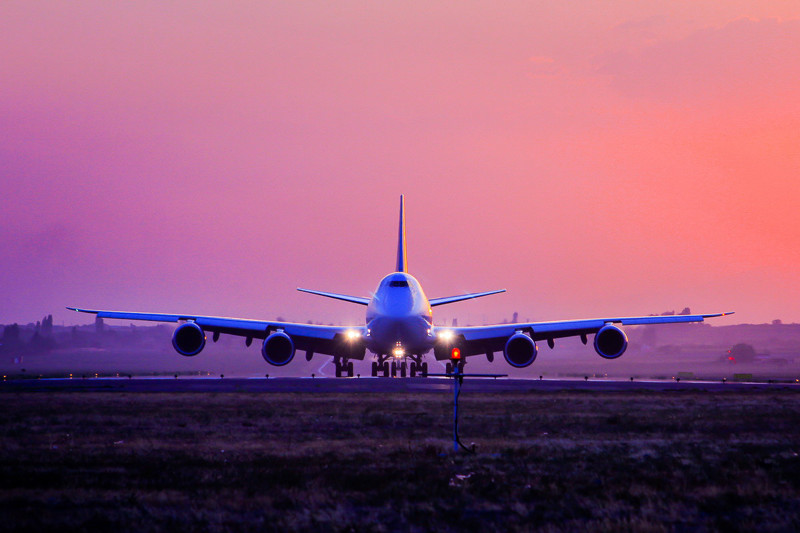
left=1, top=2, right=798, bottom=327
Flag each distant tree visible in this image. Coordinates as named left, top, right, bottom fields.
left=95, top=316, right=104, bottom=332
left=641, top=325, right=657, bottom=347
left=2, top=324, right=21, bottom=343
left=29, top=328, right=55, bottom=353
left=772, top=319, right=783, bottom=325
left=727, top=343, right=756, bottom=363
left=679, top=307, right=691, bottom=316
left=661, top=310, right=675, bottom=316
left=512, top=311, right=519, bottom=323
left=42, top=315, right=53, bottom=335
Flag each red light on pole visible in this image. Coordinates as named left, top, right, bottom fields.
left=451, top=347, right=461, bottom=360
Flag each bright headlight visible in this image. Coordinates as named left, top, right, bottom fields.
left=437, top=329, right=455, bottom=342
left=345, top=329, right=361, bottom=341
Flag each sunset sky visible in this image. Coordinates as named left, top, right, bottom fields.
left=1, top=2, right=798, bottom=327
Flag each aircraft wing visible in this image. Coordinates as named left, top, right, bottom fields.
left=442, top=312, right=734, bottom=358
left=429, top=289, right=506, bottom=307
left=296, top=288, right=370, bottom=305
left=66, top=307, right=368, bottom=359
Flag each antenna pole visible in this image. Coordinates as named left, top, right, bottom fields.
left=453, top=364, right=460, bottom=451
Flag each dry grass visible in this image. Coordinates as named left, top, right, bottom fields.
left=1, top=390, right=799, bottom=532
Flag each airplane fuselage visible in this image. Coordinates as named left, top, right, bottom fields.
left=365, top=272, right=435, bottom=357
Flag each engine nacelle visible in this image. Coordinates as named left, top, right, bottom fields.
left=503, top=333, right=538, bottom=368
left=261, top=332, right=295, bottom=366
left=172, top=322, right=206, bottom=356
left=593, top=325, right=628, bottom=359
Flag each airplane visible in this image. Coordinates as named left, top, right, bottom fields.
left=68, top=196, right=732, bottom=378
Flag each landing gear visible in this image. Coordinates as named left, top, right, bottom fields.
left=372, top=355, right=393, bottom=377
left=334, top=357, right=355, bottom=378
left=372, top=354, right=430, bottom=377
left=403, top=354, right=428, bottom=378
left=445, top=361, right=463, bottom=375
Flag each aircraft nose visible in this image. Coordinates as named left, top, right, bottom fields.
left=368, top=316, right=429, bottom=347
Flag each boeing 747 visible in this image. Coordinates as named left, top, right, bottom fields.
left=69, top=196, right=732, bottom=377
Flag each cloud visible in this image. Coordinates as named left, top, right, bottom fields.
left=526, top=55, right=560, bottom=78
left=597, top=18, right=800, bottom=103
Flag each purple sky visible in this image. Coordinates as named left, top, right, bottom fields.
left=1, top=2, right=799, bottom=327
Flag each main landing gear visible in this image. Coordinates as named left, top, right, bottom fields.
left=445, top=360, right=465, bottom=375
left=408, top=353, right=429, bottom=377
left=334, top=357, right=354, bottom=378
left=370, top=355, right=429, bottom=377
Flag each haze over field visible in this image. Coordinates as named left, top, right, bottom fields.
left=1, top=2, right=798, bottom=327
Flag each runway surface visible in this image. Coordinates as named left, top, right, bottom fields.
left=2, top=376, right=797, bottom=393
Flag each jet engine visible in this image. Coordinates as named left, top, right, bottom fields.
left=593, top=325, right=628, bottom=359
left=262, top=332, right=295, bottom=366
left=172, top=322, right=206, bottom=356
left=503, top=333, right=538, bottom=367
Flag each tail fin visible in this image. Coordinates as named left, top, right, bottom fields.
left=396, top=195, right=408, bottom=273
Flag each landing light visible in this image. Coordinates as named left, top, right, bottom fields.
left=438, top=329, right=455, bottom=342
left=393, top=347, right=405, bottom=358
left=345, top=329, right=361, bottom=341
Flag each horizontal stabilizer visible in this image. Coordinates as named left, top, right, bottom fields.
left=297, top=288, right=371, bottom=305
left=429, top=289, right=506, bottom=307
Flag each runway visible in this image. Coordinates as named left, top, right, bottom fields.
left=2, top=376, right=797, bottom=393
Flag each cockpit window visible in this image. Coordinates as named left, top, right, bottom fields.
left=389, top=280, right=409, bottom=287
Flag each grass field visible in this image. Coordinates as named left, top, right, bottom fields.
left=1, top=389, right=799, bottom=532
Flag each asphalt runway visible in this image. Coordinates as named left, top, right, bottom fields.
left=2, top=376, right=797, bottom=393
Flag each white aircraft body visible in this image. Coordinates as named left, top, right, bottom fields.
left=69, top=196, right=732, bottom=377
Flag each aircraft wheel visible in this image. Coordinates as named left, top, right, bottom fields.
left=422, top=362, right=428, bottom=377
left=335, top=362, right=341, bottom=378
left=445, top=362, right=452, bottom=375
left=400, top=362, right=407, bottom=378
left=391, top=361, right=397, bottom=377
left=409, top=362, right=417, bottom=377
left=348, top=361, right=354, bottom=377
left=371, top=362, right=378, bottom=377
left=383, top=362, right=390, bottom=377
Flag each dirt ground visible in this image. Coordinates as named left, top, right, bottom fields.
left=1, top=389, right=799, bottom=532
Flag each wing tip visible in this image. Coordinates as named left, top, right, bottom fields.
left=702, top=311, right=735, bottom=319
left=66, top=307, right=98, bottom=314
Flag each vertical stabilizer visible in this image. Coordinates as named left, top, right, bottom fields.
left=396, top=195, right=408, bottom=273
